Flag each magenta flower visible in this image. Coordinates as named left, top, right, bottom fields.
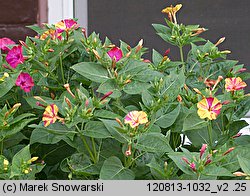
left=15, top=72, right=34, bottom=92
left=199, top=144, right=207, bottom=159
left=0, top=37, right=15, bottom=51
left=6, top=45, right=24, bottom=68
left=55, top=19, right=78, bottom=33
left=107, top=47, right=123, bottom=61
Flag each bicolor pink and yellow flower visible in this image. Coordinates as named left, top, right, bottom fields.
left=225, top=77, right=247, bottom=92
left=107, top=47, right=123, bottom=62
left=42, top=104, right=64, bottom=127
left=40, top=29, right=62, bottom=40
left=124, top=111, right=148, bottom=128
left=6, top=45, right=24, bottom=68
left=197, top=97, right=222, bottom=120
left=15, top=72, right=34, bottom=92
left=55, top=19, right=78, bottom=32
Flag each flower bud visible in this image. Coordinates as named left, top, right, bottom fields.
left=92, top=49, right=101, bottom=59
left=65, top=97, right=72, bottom=109
left=100, top=91, right=113, bottom=101
left=190, top=162, right=197, bottom=172
left=233, top=172, right=247, bottom=177
left=182, top=157, right=190, bottom=165
left=64, top=83, right=75, bottom=98
left=115, top=118, right=124, bottom=127
left=200, top=144, right=207, bottom=159
left=164, top=48, right=171, bottom=56
left=214, top=37, right=225, bottom=47
left=222, top=147, right=235, bottom=156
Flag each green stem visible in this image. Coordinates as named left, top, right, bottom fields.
left=91, top=138, right=97, bottom=161
left=179, top=46, right=185, bottom=70
left=59, top=55, right=65, bottom=84
left=0, top=140, right=3, bottom=155
left=75, top=125, right=96, bottom=163
left=208, top=121, right=213, bottom=148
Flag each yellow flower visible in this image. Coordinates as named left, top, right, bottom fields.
left=162, top=4, right=182, bottom=24
left=197, top=97, right=222, bottom=120
left=225, top=77, right=247, bottom=92
left=124, top=111, right=148, bottom=128
left=162, top=4, right=182, bottom=14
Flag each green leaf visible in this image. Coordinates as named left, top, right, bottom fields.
left=141, top=90, right=154, bottom=108
left=123, top=81, right=151, bottom=95
left=0, top=72, right=19, bottom=98
left=94, top=110, right=121, bottom=119
left=0, top=118, right=36, bottom=140
left=237, top=155, right=250, bottom=175
left=29, top=123, right=76, bottom=144
left=83, top=121, right=112, bottom=139
left=147, top=157, right=167, bottom=180
left=71, top=62, right=109, bottom=83
left=155, top=104, right=181, bottom=128
left=152, top=49, right=163, bottom=66
left=203, top=165, right=234, bottom=177
left=183, top=112, right=208, bottom=131
left=168, top=152, right=195, bottom=175
left=10, top=145, right=31, bottom=178
left=97, top=79, right=122, bottom=98
left=63, top=153, right=101, bottom=176
left=136, top=132, right=173, bottom=153
left=100, top=119, right=129, bottom=143
left=160, top=69, right=185, bottom=101
left=100, top=156, right=135, bottom=180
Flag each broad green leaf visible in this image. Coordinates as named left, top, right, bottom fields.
left=94, top=110, right=121, bottom=119
left=97, top=79, right=122, bottom=98
left=152, top=49, right=163, bottom=66
left=237, top=155, right=250, bottom=175
left=62, top=153, right=101, bottom=176
left=203, top=165, right=234, bottom=177
left=10, top=145, right=31, bottom=178
left=0, top=72, right=19, bottom=98
left=71, top=62, right=109, bottom=83
left=155, top=104, right=181, bottom=128
left=83, top=121, right=112, bottom=139
left=100, top=119, right=129, bottom=143
left=147, top=157, right=167, bottom=180
left=100, top=156, right=135, bottom=180
left=141, top=90, right=154, bottom=108
left=183, top=112, right=208, bottom=131
left=123, top=81, right=151, bottom=95
left=136, top=132, right=173, bottom=153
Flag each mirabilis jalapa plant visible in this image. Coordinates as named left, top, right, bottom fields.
left=0, top=4, right=250, bottom=180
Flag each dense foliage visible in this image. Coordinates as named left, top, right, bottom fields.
left=0, top=4, right=250, bottom=180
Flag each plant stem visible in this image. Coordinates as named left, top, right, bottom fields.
left=0, top=140, right=3, bottom=155
left=75, top=125, right=96, bottom=163
left=208, top=121, right=213, bottom=148
left=91, top=138, right=97, bottom=162
left=59, top=55, right=65, bottom=84
left=179, top=46, right=185, bottom=70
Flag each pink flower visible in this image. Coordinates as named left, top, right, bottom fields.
left=0, top=37, right=15, bottom=51
left=107, top=47, right=123, bottom=62
left=15, top=72, right=34, bottom=92
left=6, top=45, right=24, bottom=68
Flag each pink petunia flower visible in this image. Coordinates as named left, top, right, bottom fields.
left=6, top=45, right=24, bottom=68
left=107, top=47, right=123, bottom=62
left=225, top=77, right=247, bottom=92
left=15, top=72, right=34, bottom=92
left=0, top=37, right=15, bottom=51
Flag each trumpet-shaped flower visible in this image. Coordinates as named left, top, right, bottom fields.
left=124, top=111, right=148, bottom=128
left=197, top=97, right=222, bottom=120
left=107, top=47, right=123, bottom=62
left=162, top=4, right=182, bottom=23
left=0, top=37, right=15, bottom=51
left=55, top=19, right=78, bottom=32
left=42, top=104, right=59, bottom=127
left=15, top=72, right=34, bottom=92
left=40, top=29, right=62, bottom=40
left=6, top=45, right=24, bottom=68
left=225, top=77, right=247, bottom=92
